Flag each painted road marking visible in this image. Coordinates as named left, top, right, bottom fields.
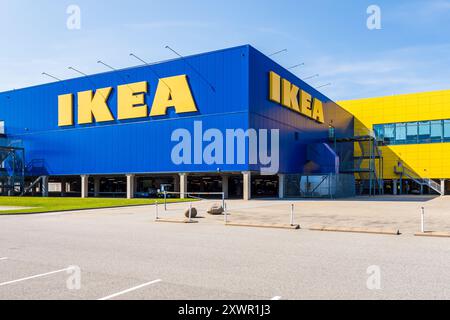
left=0, top=268, right=71, bottom=287
left=271, top=296, right=282, bottom=300
left=98, top=279, right=162, bottom=300
left=0, top=257, right=8, bottom=261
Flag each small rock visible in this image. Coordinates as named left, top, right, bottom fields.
left=208, top=205, right=224, bottom=215
left=184, top=207, right=198, bottom=218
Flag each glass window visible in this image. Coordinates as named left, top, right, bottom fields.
left=395, top=123, right=406, bottom=143
left=418, top=121, right=431, bottom=143
left=444, top=120, right=450, bottom=142
left=373, top=125, right=384, bottom=141
left=406, top=122, right=418, bottom=144
left=430, top=120, right=443, bottom=142
left=384, top=124, right=395, bottom=144
left=373, top=119, right=450, bottom=145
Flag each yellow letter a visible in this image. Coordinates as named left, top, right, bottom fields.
left=150, top=75, right=197, bottom=117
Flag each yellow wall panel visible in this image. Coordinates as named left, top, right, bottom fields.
left=339, top=89, right=450, bottom=180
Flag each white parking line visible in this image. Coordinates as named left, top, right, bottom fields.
left=271, top=296, right=282, bottom=300
left=0, top=268, right=70, bottom=287
left=98, top=279, right=162, bottom=300
left=0, top=257, right=8, bottom=261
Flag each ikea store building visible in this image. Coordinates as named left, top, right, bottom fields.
left=0, top=45, right=448, bottom=199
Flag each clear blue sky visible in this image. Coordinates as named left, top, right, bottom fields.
left=1, top=0, right=449, bottom=100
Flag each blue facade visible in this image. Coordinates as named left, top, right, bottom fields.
left=0, top=45, right=353, bottom=177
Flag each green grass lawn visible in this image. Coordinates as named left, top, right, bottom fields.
left=0, top=197, right=192, bottom=215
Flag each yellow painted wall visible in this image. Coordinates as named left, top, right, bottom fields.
left=339, top=89, right=450, bottom=180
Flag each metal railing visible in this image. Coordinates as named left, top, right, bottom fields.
left=394, top=164, right=443, bottom=195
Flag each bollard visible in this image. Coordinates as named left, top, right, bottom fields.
left=164, top=191, right=167, bottom=211
left=222, top=193, right=225, bottom=212
left=421, top=207, right=425, bottom=233
left=224, top=203, right=228, bottom=224
left=290, top=204, right=295, bottom=226
left=155, top=201, right=159, bottom=220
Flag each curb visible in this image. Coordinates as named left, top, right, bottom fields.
left=309, top=226, right=401, bottom=236
left=415, top=231, right=450, bottom=238
left=225, top=222, right=300, bottom=230
left=155, top=218, right=199, bottom=224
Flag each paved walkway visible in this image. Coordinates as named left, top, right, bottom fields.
left=162, top=195, right=450, bottom=234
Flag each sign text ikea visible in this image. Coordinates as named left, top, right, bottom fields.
left=269, top=71, right=325, bottom=124
left=58, top=75, right=197, bottom=127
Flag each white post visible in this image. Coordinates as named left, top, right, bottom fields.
left=222, top=192, right=225, bottom=210
left=290, top=204, right=294, bottom=226
left=164, top=191, right=167, bottom=211
left=81, top=175, right=89, bottom=199
left=421, top=207, right=425, bottom=233
left=224, top=203, right=228, bottom=224
left=242, top=171, right=251, bottom=201
left=441, top=179, right=446, bottom=196
left=180, top=173, right=187, bottom=199
left=126, top=174, right=135, bottom=199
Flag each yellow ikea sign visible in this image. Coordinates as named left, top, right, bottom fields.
left=58, top=75, right=197, bottom=126
left=269, top=71, right=324, bottom=124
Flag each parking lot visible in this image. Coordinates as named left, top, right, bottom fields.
left=1, top=196, right=450, bottom=300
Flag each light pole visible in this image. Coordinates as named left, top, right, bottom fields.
left=316, top=83, right=332, bottom=89
left=302, top=74, right=319, bottom=81
left=268, top=49, right=288, bottom=57
left=288, top=63, right=305, bottom=70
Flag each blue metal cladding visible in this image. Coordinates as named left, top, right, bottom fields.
left=0, top=46, right=250, bottom=176
left=0, top=45, right=353, bottom=176
left=248, top=47, right=354, bottom=174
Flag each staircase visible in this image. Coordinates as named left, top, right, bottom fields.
left=394, top=163, right=443, bottom=195
left=334, top=129, right=384, bottom=196
left=0, top=138, right=25, bottom=196
left=21, top=176, right=47, bottom=196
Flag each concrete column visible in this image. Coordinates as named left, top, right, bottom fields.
left=61, top=178, right=67, bottom=197
left=42, top=176, right=49, bottom=197
left=126, top=174, right=136, bottom=199
left=393, top=180, right=398, bottom=196
left=222, top=175, right=229, bottom=199
left=179, top=173, right=187, bottom=199
left=7, top=177, right=13, bottom=196
left=94, top=177, right=101, bottom=197
left=173, top=175, right=180, bottom=193
left=441, top=179, right=446, bottom=196
left=278, top=174, right=285, bottom=199
left=242, top=171, right=251, bottom=201
left=81, top=175, right=89, bottom=198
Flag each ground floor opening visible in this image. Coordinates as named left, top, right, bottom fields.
left=22, top=173, right=449, bottom=200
